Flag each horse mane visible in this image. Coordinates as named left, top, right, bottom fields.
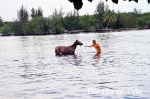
left=71, top=40, right=78, bottom=46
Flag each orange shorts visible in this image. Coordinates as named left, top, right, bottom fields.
left=95, top=51, right=100, bottom=56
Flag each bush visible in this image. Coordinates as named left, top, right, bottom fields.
left=23, top=17, right=49, bottom=35
left=0, top=24, right=12, bottom=36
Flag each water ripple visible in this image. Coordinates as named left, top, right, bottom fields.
left=0, top=30, right=150, bottom=99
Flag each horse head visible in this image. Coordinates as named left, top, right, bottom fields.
left=75, top=40, right=83, bottom=45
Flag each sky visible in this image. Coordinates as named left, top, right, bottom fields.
left=0, top=0, right=150, bottom=21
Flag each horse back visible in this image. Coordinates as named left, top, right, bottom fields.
left=55, top=46, right=74, bottom=54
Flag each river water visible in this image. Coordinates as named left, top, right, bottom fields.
left=0, top=30, right=150, bottom=99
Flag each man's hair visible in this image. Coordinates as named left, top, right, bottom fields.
left=92, top=40, right=96, bottom=42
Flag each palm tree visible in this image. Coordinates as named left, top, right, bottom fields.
left=103, top=10, right=117, bottom=29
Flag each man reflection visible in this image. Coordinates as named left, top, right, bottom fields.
left=92, top=53, right=101, bottom=68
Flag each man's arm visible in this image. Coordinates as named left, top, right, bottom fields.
left=85, top=45, right=92, bottom=47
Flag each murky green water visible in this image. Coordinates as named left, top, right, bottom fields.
left=0, top=30, right=150, bottom=99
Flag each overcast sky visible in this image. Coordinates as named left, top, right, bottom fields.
left=0, top=0, right=150, bottom=21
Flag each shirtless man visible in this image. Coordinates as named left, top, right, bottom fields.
left=85, top=40, right=101, bottom=56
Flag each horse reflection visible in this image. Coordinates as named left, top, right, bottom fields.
left=57, top=55, right=82, bottom=66
left=55, top=40, right=83, bottom=55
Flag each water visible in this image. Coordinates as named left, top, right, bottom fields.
left=0, top=30, right=150, bottom=99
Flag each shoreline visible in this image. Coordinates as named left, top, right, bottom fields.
left=0, top=28, right=149, bottom=36
left=63, top=28, right=139, bottom=34
left=64, top=27, right=150, bottom=34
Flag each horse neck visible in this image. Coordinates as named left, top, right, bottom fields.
left=71, top=43, right=78, bottom=50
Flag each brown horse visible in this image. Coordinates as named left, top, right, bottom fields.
left=55, top=40, right=83, bottom=55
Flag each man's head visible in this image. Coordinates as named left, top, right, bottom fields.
left=92, top=40, right=96, bottom=44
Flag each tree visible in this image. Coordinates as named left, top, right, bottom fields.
left=31, top=8, right=36, bottom=18
left=133, top=8, right=142, bottom=16
left=0, top=23, right=12, bottom=36
left=64, top=10, right=82, bottom=30
left=15, top=5, right=29, bottom=35
left=80, top=14, right=92, bottom=30
left=0, top=17, right=3, bottom=27
left=31, top=7, right=43, bottom=19
left=119, top=12, right=138, bottom=28
left=23, top=21, right=34, bottom=35
left=145, top=20, right=150, bottom=28
left=68, top=0, right=150, bottom=10
left=50, top=8, right=64, bottom=33
left=37, top=7, right=43, bottom=17
left=94, top=1, right=109, bottom=29
left=137, top=12, right=150, bottom=28
left=103, top=10, right=117, bottom=29
left=17, top=5, right=28, bottom=24
left=12, top=20, right=23, bottom=35
left=23, top=17, right=49, bottom=35
left=114, top=11, right=123, bottom=29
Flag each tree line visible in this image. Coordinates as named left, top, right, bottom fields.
left=0, top=1, right=150, bottom=36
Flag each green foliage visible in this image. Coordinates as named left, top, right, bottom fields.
left=23, top=17, right=49, bottom=35
left=137, top=18, right=145, bottom=28
left=94, top=1, right=109, bottom=29
left=2, top=3, right=150, bottom=36
left=12, top=20, right=23, bottom=35
left=13, top=5, right=29, bottom=36
left=64, top=10, right=82, bottom=30
left=119, top=12, right=138, bottom=28
left=23, top=20, right=34, bottom=35
left=80, top=14, right=92, bottom=30
left=31, top=7, right=43, bottom=19
left=0, top=17, right=3, bottom=27
left=50, top=8, right=65, bottom=34
left=17, top=5, right=28, bottom=23
left=113, top=11, right=123, bottom=29
left=0, top=23, right=12, bottom=36
left=32, top=17, right=48, bottom=35
left=137, top=12, right=150, bottom=28
left=145, top=20, right=150, bottom=26
left=103, top=10, right=117, bottom=28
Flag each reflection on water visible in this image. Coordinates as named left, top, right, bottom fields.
left=0, top=30, right=150, bottom=99
left=56, top=55, right=82, bottom=66
left=92, top=54, right=101, bottom=69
